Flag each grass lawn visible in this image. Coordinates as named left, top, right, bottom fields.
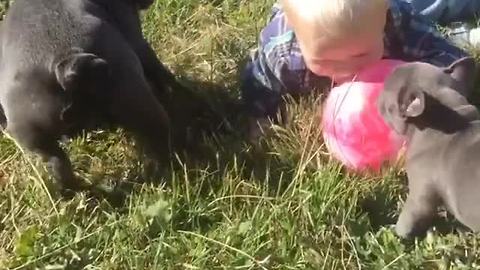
left=2, top=0, right=480, bottom=269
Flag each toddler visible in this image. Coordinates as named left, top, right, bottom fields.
left=241, top=0, right=478, bottom=140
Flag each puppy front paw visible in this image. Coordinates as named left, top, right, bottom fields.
left=395, top=220, right=417, bottom=239
left=395, top=211, right=430, bottom=239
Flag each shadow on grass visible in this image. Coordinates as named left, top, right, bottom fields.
left=358, top=174, right=407, bottom=231
left=154, top=67, right=332, bottom=187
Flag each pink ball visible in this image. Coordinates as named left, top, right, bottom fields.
left=322, top=59, right=406, bottom=171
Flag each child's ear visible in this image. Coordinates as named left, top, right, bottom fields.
left=443, top=57, right=477, bottom=95
left=401, top=90, right=425, bottom=118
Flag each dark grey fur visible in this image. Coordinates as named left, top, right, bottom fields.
left=377, top=57, right=480, bottom=238
left=0, top=0, right=173, bottom=194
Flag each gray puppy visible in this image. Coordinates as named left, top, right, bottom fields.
left=0, top=0, right=173, bottom=194
left=377, top=57, right=480, bottom=238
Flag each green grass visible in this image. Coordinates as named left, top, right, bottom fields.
left=2, top=0, right=480, bottom=269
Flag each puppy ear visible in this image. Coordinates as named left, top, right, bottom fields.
left=54, top=53, right=109, bottom=91
left=443, top=57, right=477, bottom=96
left=443, top=57, right=476, bottom=77
left=402, top=90, right=425, bottom=118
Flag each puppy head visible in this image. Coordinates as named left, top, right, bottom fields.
left=377, top=58, right=474, bottom=136
left=54, top=52, right=110, bottom=92
left=53, top=51, right=111, bottom=122
left=377, top=73, right=425, bottom=136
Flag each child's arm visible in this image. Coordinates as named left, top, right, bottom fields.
left=240, top=6, right=311, bottom=125
left=241, top=44, right=307, bottom=121
left=241, top=33, right=318, bottom=142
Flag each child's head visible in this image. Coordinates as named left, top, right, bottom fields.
left=282, top=0, right=388, bottom=82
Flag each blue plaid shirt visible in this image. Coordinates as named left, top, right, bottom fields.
left=241, top=0, right=470, bottom=119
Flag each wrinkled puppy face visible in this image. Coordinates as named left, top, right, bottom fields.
left=377, top=57, right=475, bottom=137
left=377, top=62, right=432, bottom=136
left=52, top=51, right=111, bottom=123
left=377, top=62, right=446, bottom=135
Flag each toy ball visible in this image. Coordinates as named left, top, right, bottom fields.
left=322, top=59, right=407, bottom=171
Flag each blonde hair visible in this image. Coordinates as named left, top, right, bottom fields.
left=282, top=0, right=388, bottom=40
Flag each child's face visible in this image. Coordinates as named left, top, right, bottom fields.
left=291, top=4, right=388, bottom=83
left=303, top=33, right=385, bottom=82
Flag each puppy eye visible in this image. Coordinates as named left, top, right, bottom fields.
left=387, top=105, right=395, bottom=115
